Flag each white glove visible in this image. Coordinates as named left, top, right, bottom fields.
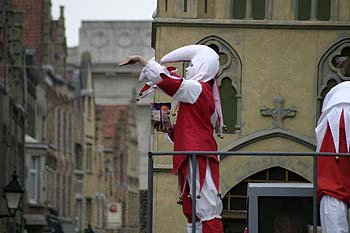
left=139, top=58, right=163, bottom=83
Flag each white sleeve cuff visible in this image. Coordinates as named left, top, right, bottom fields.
left=142, top=58, right=167, bottom=83
left=173, top=80, right=202, bottom=104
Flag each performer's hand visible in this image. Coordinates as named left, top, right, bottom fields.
left=119, top=55, right=147, bottom=67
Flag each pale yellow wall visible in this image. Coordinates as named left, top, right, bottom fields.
left=241, top=29, right=317, bottom=137
left=339, top=0, right=350, bottom=20
left=153, top=172, right=185, bottom=233
left=272, top=0, right=293, bottom=20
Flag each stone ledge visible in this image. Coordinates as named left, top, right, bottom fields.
left=153, top=18, right=350, bottom=29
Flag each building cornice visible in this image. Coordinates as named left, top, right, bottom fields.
left=152, top=18, right=350, bottom=47
left=152, top=18, right=350, bottom=29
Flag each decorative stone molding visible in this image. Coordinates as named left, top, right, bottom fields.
left=260, top=95, right=297, bottom=129
left=221, top=127, right=315, bottom=157
left=90, top=30, right=109, bottom=49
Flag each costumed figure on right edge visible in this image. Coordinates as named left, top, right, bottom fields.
left=315, top=56, right=350, bottom=233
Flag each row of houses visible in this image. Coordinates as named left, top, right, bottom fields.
left=0, top=0, right=140, bottom=233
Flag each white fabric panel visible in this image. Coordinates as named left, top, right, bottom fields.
left=187, top=158, right=223, bottom=222
left=322, top=81, right=350, bottom=113
left=327, top=107, right=341, bottom=153
left=316, top=81, right=350, bottom=152
left=173, top=80, right=202, bottom=104
left=316, top=103, right=350, bottom=153
left=320, top=195, right=349, bottom=233
left=186, top=222, right=202, bottom=233
left=343, top=106, right=350, bottom=151
left=315, top=116, right=328, bottom=152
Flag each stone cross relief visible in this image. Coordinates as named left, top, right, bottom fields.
left=260, top=95, right=297, bottom=129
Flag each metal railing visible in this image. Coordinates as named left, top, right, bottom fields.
left=146, top=151, right=350, bottom=233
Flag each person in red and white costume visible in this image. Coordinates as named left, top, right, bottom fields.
left=120, top=45, right=224, bottom=233
left=316, top=57, right=350, bottom=233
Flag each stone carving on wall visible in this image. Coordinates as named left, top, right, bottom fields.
left=116, top=31, right=134, bottom=48
left=260, top=95, right=297, bottom=129
left=90, top=30, right=109, bottom=49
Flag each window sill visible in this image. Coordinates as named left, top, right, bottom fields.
left=74, top=169, right=84, bottom=175
left=85, top=171, right=93, bottom=175
left=28, top=202, right=45, bottom=208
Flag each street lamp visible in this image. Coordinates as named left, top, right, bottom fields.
left=0, top=172, right=24, bottom=219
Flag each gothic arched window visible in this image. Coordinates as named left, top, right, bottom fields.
left=197, top=36, right=242, bottom=134
left=317, top=39, right=350, bottom=119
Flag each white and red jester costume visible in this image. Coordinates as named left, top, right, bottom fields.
left=316, top=81, right=350, bottom=233
left=139, top=45, right=224, bottom=233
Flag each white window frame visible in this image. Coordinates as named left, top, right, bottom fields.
left=29, top=156, right=40, bottom=204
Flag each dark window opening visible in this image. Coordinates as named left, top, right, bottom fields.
left=341, top=47, right=350, bottom=56
left=220, top=77, right=237, bottom=133
left=317, top=0, right=330, bottom=21
left=298, top=0, right=311, bottom=20
left=332, top=47, right=350, bottom=77
left=207, top=44, right=219, bottom=54
left=252, top=0, right=265, bottom=20
left=223, top=167, right=309, bottom=211
left=75, top=143, right=83, bottom=170
left=232, top=0, right=246, bottom=19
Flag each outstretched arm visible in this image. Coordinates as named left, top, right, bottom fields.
left=119, top=55, right=148, bottom=67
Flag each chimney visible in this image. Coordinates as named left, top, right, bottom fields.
left=60, top=6, right=64, bottom=19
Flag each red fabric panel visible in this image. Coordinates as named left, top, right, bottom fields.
left=202, top=218, right=224, bottom=233
left=139, top=84, right=151, bottom=93
left=156, top=73, right=183, bottom=96
left=317, top=111, right=350, bottom=203
left=172, top=82, right=218, bottom=174
left=198, top=157, right=207, bottom=192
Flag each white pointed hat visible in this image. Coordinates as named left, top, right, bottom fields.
left=160, top=45, right=219, bottom=82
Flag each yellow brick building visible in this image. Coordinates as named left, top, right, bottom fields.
left=150, top=0, right=350, bottom=232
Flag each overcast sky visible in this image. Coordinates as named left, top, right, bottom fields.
left=51, top=0, right=157, bottom=47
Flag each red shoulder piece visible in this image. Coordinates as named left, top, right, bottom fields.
left=157, top=73, right=183, bottom=97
